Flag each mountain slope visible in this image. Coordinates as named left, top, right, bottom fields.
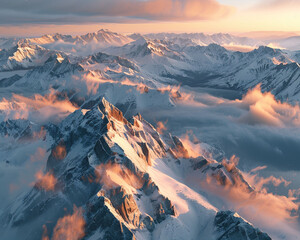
left=0, top=98, right=271, bottom=240
left=0, top=43, right=62, bottom=71
left=144, top=32, right=263, bottom=48
left=16, top=29, right=133, bottom=55
left=104, top=37, right=300, bottom=102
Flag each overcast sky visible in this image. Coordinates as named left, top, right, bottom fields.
left=0, top=0, right=300, bottom=36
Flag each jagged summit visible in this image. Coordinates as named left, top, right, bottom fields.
left=0, top=98, right=271, bottom=240
left=0, top=43, right=55, bottom=71
left=98, top=97, right=128, bottom=123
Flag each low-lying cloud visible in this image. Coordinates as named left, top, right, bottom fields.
left=43, top=206, right=85, bottom=240
left=141, top=84, right=300, bottom=173
left=235, top=84, right=300, bottom=127
left=0, top=90, right=78, bottom=123
left=34, top=170, right=57, bottom=191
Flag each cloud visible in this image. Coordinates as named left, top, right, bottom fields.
left=34, top=170, right=57, bottom=191
left=179, top=131, right=203, bottom=158
left=0, top=0, right=235, bottom=25
left=140, top=85, right=300, bottom=171
left=254, top=0, right=300, bottom=11
left=30, top=147, right=47, bottom=162
left=202, top=174, right=300, bottom=239
left=0, top=89, right=78, bottom=123
left=234, top=84, right=300, bottom=127
left=243, top=170, right=291, bottom=192
left=222, top=44, right=257, bottom=53
left=42, top=225, right=50, bottom=240
left=0, top=141, right=49, bottom=208
left=249, top=165, right=267, bottom=173
left=51, top=144, right=67, bottom=160
left=50, top=206, right=85, bottom=240
left=156, top=121, right=167, bottom=134
left=188, top=157, right=300, bottom=239
left=95, top=163, right=144, bottom=193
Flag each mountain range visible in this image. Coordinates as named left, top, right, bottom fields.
left=0, top=28, right=300, bottom=240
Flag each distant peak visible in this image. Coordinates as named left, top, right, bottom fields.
left=97, top=29, right=112, bottom=33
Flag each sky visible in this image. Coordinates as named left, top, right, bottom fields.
left=0, top=0, right=300, bottom=37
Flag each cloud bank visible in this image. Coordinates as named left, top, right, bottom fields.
left=235, top=84, right=300, bottom=127
left=0, top=0, right=234, bottom=25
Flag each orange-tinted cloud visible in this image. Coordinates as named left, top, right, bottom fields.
left=121, top=78, right=149, bottom=94
left=52, top=144, right=67, bottom=160
left=156, top=121, right=167, bottom=134
left=42, top=225, right=50, bottom=240
left=95, top=163, right=144, bottom=193
left=115, top=0, right=235, bottom=21
left=81, top=74, right=100, bottom=95
left=0, top=0, right=235, bottom=25
left=249, top=165, right=267, bottom=173
left=180, top=132, right=202, bottom=158
left=223, top=44, right=257, bottom=52
left=32, top=127, right=47, bottom=140
left=244, top=171, right=291, bottom=192
left=34, top=170, right=57, bottom=191
left=235, top=84, right=300, bottom=127
left=289, top=188, right=300, bottom=198
left=171, top=131, right=203, bottom=159
left=222, top=155, right=239, bottom=172
left=256, top=0, right=300, bottom=10
left=0, top=90, right=78, bottom=122
left=193, top=158, right=300, bottom=238
left=52, top=206, right=85, bottom=240
left=200, top=171, right=299, bottom=232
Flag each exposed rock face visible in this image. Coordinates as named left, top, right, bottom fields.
left=169, top=135, right=190, bottom=159
left=86, top=195, right=136, bottom=240
left=0, top=43, right=55, bottom=71
left=0, top=98, right=271, bottom=240
left=189, top=155, right=253, bottom=192
left=98, top=187, right=141, bottom=227
left=214, top=211, right=271, bottom=240
left=0, top=98, right=176, bottom=240
left=86, top=196, right=135, bottom=240
left=0, top=119, right=32, bottom=138
left=0, top=74, right=22, bottom=87
left=0, top=119, right=46, bottom=141
left=84, top=52, right=138, bottom=71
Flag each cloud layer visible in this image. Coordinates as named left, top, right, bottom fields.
left=0, top=0, right=234, bottom=25
left=254, top=0, right=300, bottom=11
left=141, top=85, right=300, bottom=172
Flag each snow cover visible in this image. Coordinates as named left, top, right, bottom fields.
left=0, top=28, right=300, bottom=240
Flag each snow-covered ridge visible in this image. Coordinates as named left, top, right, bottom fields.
left=1, top=28, right=300, bottom=240
left=0, top=98, right=271, bottom=240
left=0, top=43, right=62, bottom=71
left=2, top=31, right=300, bottom=103
left=144, top=32, right=263, bottom=48
left=19, top=29, right=133, bottom=47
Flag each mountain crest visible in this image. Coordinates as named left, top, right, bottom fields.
left=0, top=98, right=272, bottom=240
left=98, top=97, right=128, bottom=124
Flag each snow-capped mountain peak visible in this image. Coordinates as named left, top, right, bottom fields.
left=0, top=98, right=271, bottom=240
